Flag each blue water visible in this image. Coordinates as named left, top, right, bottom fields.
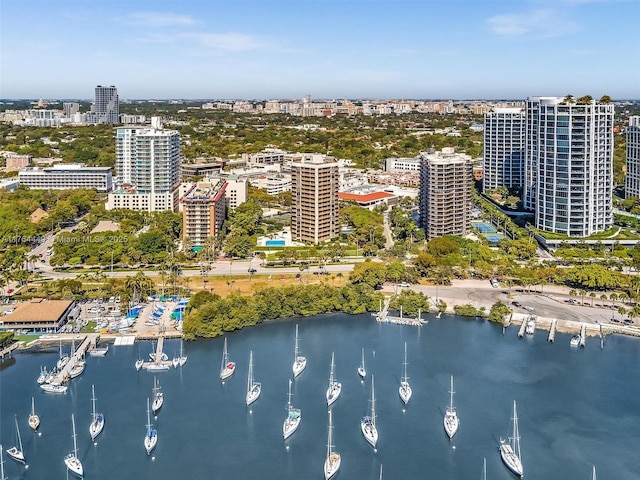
left=1, top=314, right=639, bottom=479
left=265, top=240, right=286, bottom=246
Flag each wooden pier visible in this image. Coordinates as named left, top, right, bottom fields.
left=51, top=334, right=98, bottom=384
left=0, top=342, right=19, bottom=360
left=548, top=319, right=557, bottom=343
left=374, top=298, right=428, bottom=326
left=518, top=319, right=527, bottom=338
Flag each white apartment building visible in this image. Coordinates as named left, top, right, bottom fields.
left=252, top=175, right=291, bottom=195
left=524, top=97, right=614, bottom=237
left=483, top=108, right=525, bottom=192
left=385, top=156, right=421, bottom=172
left=106, top=117, right=181, bottom=212
left=19, top=164, right=113, bottom=192
left=625, top=116, right=640, bottom=198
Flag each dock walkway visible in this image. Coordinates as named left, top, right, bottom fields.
left=51, top=334, right=98, bottom=384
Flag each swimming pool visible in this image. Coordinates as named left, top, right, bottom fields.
left=265, top=240, right=286, bottom=246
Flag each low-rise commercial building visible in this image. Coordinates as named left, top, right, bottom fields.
left=19, top=164, right=113, bottom=192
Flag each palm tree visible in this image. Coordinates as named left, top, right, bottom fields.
left=600, top=293, right=608, bottom=307
left=569, top=289, right=577, bottom=302
left=579, top=290, right=587, bottom=306
left=619, top=293, right=629, bottom=306
left=589, top=292, right=596, bottom=307
left=618, top=306, right=627, bottom=321
left=609, top=293, right=618, bottom=308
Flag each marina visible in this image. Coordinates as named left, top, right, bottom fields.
left=1, top=312, right=639, bottom=479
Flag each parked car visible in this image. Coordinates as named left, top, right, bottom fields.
left=512, top=301, right=522, bottom=307
left=523, top=305, right=535, bottom=312
left=398, top=282, right=410, bottom=288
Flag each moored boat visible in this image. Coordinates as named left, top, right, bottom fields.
left=28, top=397, right=40, bottom=431
left=499, top=400, right=524, bottom=478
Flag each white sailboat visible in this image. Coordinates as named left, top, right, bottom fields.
left=6, top=416, right=25, bottom=464
left=220, top=337, right=236, bottom=380
left=499, top=400, right=524, bottom=479
left=399, top=342, right=412, bottom=405
left=361, top=375, right=378, bottom=448
left=135, top=358, right=144, bottom=371
left=57, top=339, right=69, bottom=370
left=144, top=398, right=158, bottom=455
left=1, top=443, right=7, bottom=480
left=28, top=397, right=40, bottom=431
left=64, top=414, right=83, bottom=478
left=283, top=379, right=301, bottom=440
left=36, top=366, right=47, bottom=384
left=152, top=376, right=164, bottom=414
left=443, top=375, right=459, bottom=439
left=246, top=351, right=261, bottom=406
left=69, top=357, right=86, bottom=379
left=41, top=382, right=68, bottom=394
left=292, top=323, right=307, bottom=377
left=323, top=409, right=341, bottom=480
left=326, top=352, right=342, bottom=406
left=89, top=384, right=104, bottom=441
left=178, top=340, right=188, bottom=367
left=358, top=347, right=366, bottom=379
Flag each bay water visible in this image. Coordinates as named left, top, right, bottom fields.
left=1, top=313, right=639, bottom=479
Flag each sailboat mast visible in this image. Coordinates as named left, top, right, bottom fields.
left=326, top=409, right=333, bottom=458
left=14, top=417, right=22, bottom=452
left=329, top=352, right=335, bottom=383
left=482, top=457, right=487, bottom=480
left=146, top=398, right=152, bottom=431
left=221, top=338, right=228, bottom=372
left=92, top=385, right=97, bottom=419
left=512, top=401, right=521, bottom=458
left=294, top=325, right=299, bottom=359
left=247, top=351, right=253, bottom=392
left=402, top=343, right=408, bottom=382
left=449, top=376, right=455, bottom=410
left=287, top=379, right=293, bottom=411
left=71, top=414, right=77, bottom=456
left=0, top=443, right=6, bottom=480
left=371, top=375, right=376, bottom=427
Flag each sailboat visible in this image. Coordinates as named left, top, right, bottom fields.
left=178, top=340, right=187, bottom=366
left=220, top=337, right=236, bottom=380
left=283, top=379, right=301, bottom=440
left=246, top=351, right=261, bottom=406
left=1, top=443, right=7, bottom=480
left=144, top=398, right=158, bottom=455
left=361, top=375, right=378, bottom=448
left=399, top=342, right=412, bottom=405
left=28, top=397, right=40, bottom=431
left=64, top=414, right=83, bottom=478
left=6, top=416, right=25, bottom=464
left=292, top=324, right=307, bottom=378
left=37, top=366, right=47, bottom=384
left=57, top=339, right=69, bottom=370
left=326, top=352, right=342, bottom=406
left=152, top=377, right=164, bottom=414
left=358, top=347, right=366, bottom=379
left=323, top=409, right=341, bottom=479
left=89, top=384, right=104, bottom=441
left=499, top=400, right=524, bottom=478
left=443, top=375, right=459, bottom=439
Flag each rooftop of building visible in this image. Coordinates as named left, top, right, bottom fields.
left=19, top=163, right=112, bottom=173
left=339, top=191, right=395, bottom=202
left=2, top=299, right=73, bottom=324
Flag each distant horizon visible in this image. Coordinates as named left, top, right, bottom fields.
left=2, top=96, right=639, bottom=103
left=2, top=0, right=639, bottom=100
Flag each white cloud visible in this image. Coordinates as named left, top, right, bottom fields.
left=487, top=9, right=578, bottom=38
left=140, top=32, right=268, bottom=53
left=121, top=12, right=196, bottom=27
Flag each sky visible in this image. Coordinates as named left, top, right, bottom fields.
left=1, top=0, right=639, bottom=100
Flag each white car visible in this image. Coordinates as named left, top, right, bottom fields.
left=398, top=282, right=410, bottom=288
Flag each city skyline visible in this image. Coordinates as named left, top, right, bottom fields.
left=2, top=0, right=639, bottom=100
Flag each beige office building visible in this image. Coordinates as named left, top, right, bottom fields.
left=291, top=154, right=339, bottom=244
left=419, top=154, right=473, bottom=240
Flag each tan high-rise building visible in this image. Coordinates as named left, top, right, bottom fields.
left=419, top=150, right=473, bottom=240
left=180, top=180, right=227, bottom=249
left=291, top=154, right=339, bottom=244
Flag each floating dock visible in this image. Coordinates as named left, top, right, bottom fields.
left=50, top=334, right=98, bottom=384
left=374, top=298, right=428, bottom=326
left=548, top=319, right=557, bottom=343
left=579, top=323, right=587, bottom=347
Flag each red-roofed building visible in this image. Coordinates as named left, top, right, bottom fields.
left=338, top=190, right=397, bottom=209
